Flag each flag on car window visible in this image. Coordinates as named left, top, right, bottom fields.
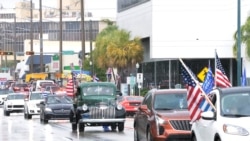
left=181, top=65, right=202, bottom=122
left=200, top=65, right=214, bottom=112
left=215, top=52, right=231, bottom=88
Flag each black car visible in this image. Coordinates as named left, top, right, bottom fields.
left=40, top=95, right=73, bottom=123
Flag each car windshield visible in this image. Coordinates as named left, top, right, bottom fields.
left=46, top=96, right=73, bottom=104
left=7, top=94, right=25, bottom=100
left=30, top=93, right=45, bottom=100
left=82, top=86, right=114, bottom=95
left=221, top=93, right=250, bottom=116
left=154, top=93, right=188, bottom=110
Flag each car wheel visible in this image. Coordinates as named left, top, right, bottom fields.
left=134, top=127, right=140, bottom=141
left=4, top=110, right=10, bottom=116
left=27, top=113, right=32, bottom=119
left=118, top=123, right=124, bottom=132
left=146, top=128, right=153, bottom=141
left=191, top=134, right=197, bottom=141
left=72, top=123, right=77, bottom=131
left=216, top=138, right=221, bottom=141
left=111, top=124, right=116, bottom=131
left=79, top=123, right=85, bottom=132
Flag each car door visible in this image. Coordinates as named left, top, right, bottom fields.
left=137, top=92, right=152, bottom=140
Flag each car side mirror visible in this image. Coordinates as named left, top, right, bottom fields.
left=40, top=101, right=45, bottom=105
left=116, top=91, right=122, bottom=96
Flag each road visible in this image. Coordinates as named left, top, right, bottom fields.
left=0, top=106, right=134, bottom=141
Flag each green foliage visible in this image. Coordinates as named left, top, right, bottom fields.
left=83, top=58, right=106, bottom=81
left=140, top=88, right=150, bottom=97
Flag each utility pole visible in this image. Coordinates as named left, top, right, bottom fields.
left=59, top=0, right=63, bottom=84
left=237, top=0, right=241, bottom=86
left=89, top=20, right=93, bottom=75
left=13, top=16, right=17, bottom=80
left=39, top=0, right=43, bottom=72
left=81, top=0, right=85, bottom=70
left=30, top=0, right=33, bottom=73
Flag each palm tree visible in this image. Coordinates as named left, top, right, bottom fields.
left=233, top=16, right=250, bottom=58
left=93, top=24, right=143, bottom=82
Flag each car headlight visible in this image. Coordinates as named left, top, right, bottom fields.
left=117, top=104, right=123, bottom=110
left=82, top=104, right=88, bottom=111
left=223, top=124, right=249, bottom=136
left=155, top=115, right=166, bottom=125
left=45, top=107, right=52, bottom=112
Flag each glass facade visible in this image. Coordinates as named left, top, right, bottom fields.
left=117, top=0, right=150, bottom=12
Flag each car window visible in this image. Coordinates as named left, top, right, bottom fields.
left=7, top=94, right=24, bottom=100
left=82, top=86, right=114, bottom=95
left=154, top=93, right=188, bottom=110
left=47, top=96, right=73, bottom=104
left=221, top=93, right=250, bottom=116
left=30, top=93, right=44, bottom=100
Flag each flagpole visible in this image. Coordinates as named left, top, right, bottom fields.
left=179, top=58, right=216, bottom=111
left=214, top=49, right=217, bottom=88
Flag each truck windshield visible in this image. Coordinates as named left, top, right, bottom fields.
left=82, top=86, right=114, bottom=96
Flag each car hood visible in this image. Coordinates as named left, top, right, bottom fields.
left=47, top=104, right=73, bottom=109
left=0, top=94, right=8, bottom=99
left=221, top=116, right=250, bottom=128
left=5, top=100, right=24, bottom=105
left=28, top=99, right=44, bottom=104
left=155, top=109, right=190, bottom=119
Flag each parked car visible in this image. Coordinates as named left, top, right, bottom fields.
left=32, top=80, right=55, bottom=91
left=69, top=82, right=126, bottom=132
left=0, top=88, right=13, bottom=105
left=3, top=93, right=25, bottom=116
left=191, top=86, right=250, bottom=141
left=45, top=85, right=61, bottom=93
left=118, top=96, right=143, bottom=116
left=40, top=94, right=73, bottom=123
left=24, top=91, right=48, bottom=119
left=134, top=89, right=191, bottom=141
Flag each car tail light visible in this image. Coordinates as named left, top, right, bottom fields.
left=124, top=102, right=130, bottom=106
left=14, top=87, right=20, bottom=90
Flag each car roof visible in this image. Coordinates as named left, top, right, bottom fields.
left=217, top=86, right=250, bottom=94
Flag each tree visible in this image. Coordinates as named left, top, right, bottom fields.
left=93, top=24, right=143, bottom=82
left=233, top=16, right=250, bottom=58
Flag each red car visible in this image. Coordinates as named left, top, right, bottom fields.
left=118, top=96, right=143, bottom=116
left=11, top=83, right=30, bottom=92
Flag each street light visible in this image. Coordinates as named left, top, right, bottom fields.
left=136, top=63, right=139, bottom=96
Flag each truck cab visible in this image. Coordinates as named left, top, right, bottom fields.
left=69, top=82, right=125, bottom=132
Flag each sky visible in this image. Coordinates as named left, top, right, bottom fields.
left=0, top=0, right=117, bottom=18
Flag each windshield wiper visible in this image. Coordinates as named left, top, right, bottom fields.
left=155, top=108, right=173, bottom=110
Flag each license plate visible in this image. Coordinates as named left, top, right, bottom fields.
left=82, top=113, right=90, bottom=119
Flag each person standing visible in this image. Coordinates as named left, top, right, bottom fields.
left=106, top=67, right=112, bottom=82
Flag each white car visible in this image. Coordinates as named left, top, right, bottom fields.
left=0, top=89, right=12, bottom=105
left=24, top=91, right=48, bottom=119
left=191, top=87, right=250, bottom=141
left=3, top=93, right=25, bottom=116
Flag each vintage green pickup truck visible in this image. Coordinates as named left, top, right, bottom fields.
left=69, top=82, right=126, bottom=132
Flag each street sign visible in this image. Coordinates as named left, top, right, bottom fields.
left=197, top=67, right=208, bottom=82
left=52, top=54, right=59, bottom=61
left=137, top=73, right=143, bottom=83
left=62, top=50, right=74, bottom=55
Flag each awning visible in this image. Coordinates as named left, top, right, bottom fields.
left=25, top=55, right=52, bottom=65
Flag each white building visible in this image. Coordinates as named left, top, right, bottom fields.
left=117, top=0, right=250, bottom=87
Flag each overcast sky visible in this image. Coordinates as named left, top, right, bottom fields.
left=0, top=0, right=117, bottom=18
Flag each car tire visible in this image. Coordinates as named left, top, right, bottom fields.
left=134, top=126, right=140, bottom=141
left=78, top=123, right=85, bottom=132
left=4, top=110, right=10, bottom=116
left=216, top=138, right=221, bottom=141
left=27, top=113, right=32, bottom=119
left=118, top=122, right=124, bottom=132
left=72, top=123, right=77, bottom=131
left=146, top=128, right=153, bottom=141
left=111, top=123, right=117, bottom=131
left=191, top=134, right=197, bottom=141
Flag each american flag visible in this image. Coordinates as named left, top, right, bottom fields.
left=215, top=52, right=231, bottom=88
left=181, top=65, right=203, bottom=122
left=66, top=79, right=74, bottom=97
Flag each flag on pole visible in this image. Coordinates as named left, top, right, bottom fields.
left=66, top=79, right=74, bottom=97
left=241, top=66, right=247, bottom=86
left=181, top=65, right=203, bottom=122
left=215, top=52, right=232, bottom=88
left=200, top=65, right=214, bottom=112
